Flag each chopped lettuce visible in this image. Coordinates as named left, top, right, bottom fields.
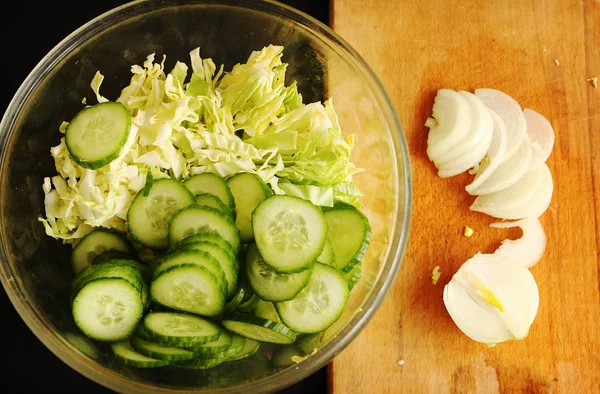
left=40, top=46, right=362, bottom=242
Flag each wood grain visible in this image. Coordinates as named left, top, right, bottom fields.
left=329, top=0, right=600, bottom=392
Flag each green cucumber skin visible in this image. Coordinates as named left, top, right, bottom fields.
left=141, top=312, right=221, bottom=348
left=323, top=203, right=372, bottom=273
left=130, top=336, right=196, bottom=361
left=70, top=228, right=135, bottom=274
left=221, top=311, right=296, bottom=344
left=65, top=102, right=132, bottom=170
left=167, top=205, right=240, bottom=253
left=150, top=264, right=226, bottom=317
left=183, top=173, right=236, bottom=211
left=244, top=244, right=312, bottom=302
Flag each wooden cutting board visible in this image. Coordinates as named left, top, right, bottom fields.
left=329, top=0, right=600, bottom=392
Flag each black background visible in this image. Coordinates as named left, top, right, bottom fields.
left=0, top=1, right=329, bottom=393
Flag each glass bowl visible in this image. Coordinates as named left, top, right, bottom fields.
left=0, top=0, right=411, bottom=392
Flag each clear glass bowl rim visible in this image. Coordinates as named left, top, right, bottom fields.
left=0, top=0, right=412, bottom=393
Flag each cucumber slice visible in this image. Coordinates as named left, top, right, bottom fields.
left=65, top=102, right=132, bottom=170
left=142, top=312, right=221, bottom=347
left=70, top=228, right=134, bottom=274
left=344, top=262, right=362, bottom=291
left=222, top=312, right=296, bottom=344
left=151, top=264, right=225, bottom=317
left=224, top=285, right=247, bottom=313
left=226, top=338, right=260, bottom=362
left=127, top=179, right=195, bottom=249
left=192, top=330, right=233, bottom=355
left=92, top=250, right=137, bottom=265
left=324, top=204, right=371, bottom=273
left=316, top=238, right=335, bottom=267
left=153, top=250, right=227, bottom=298
left=184, top=173, right=235, bottom=211
left=237, top=294, right=259, bottom=312
left=252, top=195, right=326, bottom=273
left=130, top=336, right=195, bottom=361
left=93, top=258, right=150, bottom=275
left=275, top=263, right=349, bottom=334
left=175, top=335, right=245, bottom=368
left=173, top=232, right=235, bottom=257
left=177, top=242, right=239, bottom=300
left=72, top=263, right=144, bottom=297
left=168, top=205, right=240, bottom=253
left=253, top=300, right=281, bottom=323
left=194, top=193, right=234, bottom=218
left=245, top=243, right=312, bottom=302
left=111, top=340, right=170, bottom=368
left=227, top=173, right=273, bottom=242
left=72, top=278, right=143, bottom=342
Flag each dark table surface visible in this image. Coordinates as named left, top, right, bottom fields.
left=0, top=1, right=329, bottom=393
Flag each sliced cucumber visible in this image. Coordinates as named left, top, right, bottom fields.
left=153, top=250, right=227, bottom=298
left=237, top=294, right=259, bottom=313
left=142, top=312, right=221, bottom=348
left=275, top=263, right=349, bottom=334
left=192, top=330, right=233, bottom=355
left=344, top=262, right=362, bottom=291
left=252, top=195, right=326, bottom=273
left=194, top=193, right=234, bottom=218
left=224, top=285, right=247, bottom=313
left=253, top=300, right=281, bottom=323
left=151, top=264, right=225, bottom=316
left=72, top=263, right=144, bottom=298
left=127, top=179, right=195, bottom=249
left=65, top=102, right=132, bottom=170
left=111, top=340, right=170, bottom=368
left=130, top=336, right=195, bottom=361
left=168, top=205, right=240, bottom=253
left=226, top=338, right=260, bottom=362
left=177, top=242, right=239, bottom=300
left=227, top=173, right=273, bottom=242
left=72, top=278, right=143, bottom=342
left=245, top=243, right=312, bottom=302
left=93, top=258, right=150, bottom=275
left=324, top=204, right=371, bottom=272
left=70, top=228, right=134, bottom=274
left=92, top=250, right=136, bottom=265
left=222, top=312, right=296, bottom=344
left=316, top=238, right=336, bottom=267
left=173, top=232, right=235, bottom=257
left=184, top=173, right=235, bottom=211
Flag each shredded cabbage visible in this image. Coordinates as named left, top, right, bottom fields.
left=40, top=46, right=362, bottom=242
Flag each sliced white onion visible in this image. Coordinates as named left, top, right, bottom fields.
left=490, top=218, right=546, bottom=268
left=426, top=89, right=472, bottom=161
left=466, top=135, right=532, bottom=195
left=465, top=109, right=507, bottom=192
left=470, top=164, right=543, bottom=214
left=523, top=108, right=555, bottom=171
left=436, top=92, right=494, bottom=177
left=470, top=163, right=553, bottom=219
left=475, top=89, right=527, bottom=162
left=443, top=253, right=539, bottom=345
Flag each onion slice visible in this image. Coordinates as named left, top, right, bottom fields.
left=523, top=108, right=555, bottom=171
left=470, top=162, right=553, bottom=219
left=470, top=164, right=544, bottom=214
left=490, top=218, right=546, bottom=268
left=426, top=90, right=472, bottom=161
left=436, top=92, right=493, bottom=177
left=475, top=89, right=527, bottom=161
left=465, top=109, right=507, bottom=193
left=443, top=253, right=539, bottom=345
left=467, top=135, right=532, bottom=195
